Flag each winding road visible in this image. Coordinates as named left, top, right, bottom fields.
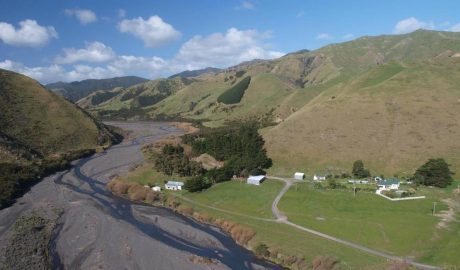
left=266, top=176, right=442, bottom=270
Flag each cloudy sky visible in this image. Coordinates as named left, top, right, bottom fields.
left=1, top=0, right=459, bottom=83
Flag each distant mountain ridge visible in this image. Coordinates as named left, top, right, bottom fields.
left=47, top=76, right=149, bottom=102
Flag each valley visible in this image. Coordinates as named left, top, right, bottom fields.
left=0, top=122, right=282, bottom=270
left=2, top=5, right=460, bottom=268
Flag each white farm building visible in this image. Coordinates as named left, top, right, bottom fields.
left=165, top=181, right=184, bottom=191
left=247, top=175, right=266, bottom=185
left=377, top=179, right=400, bottom=190
left=294, top=172, right=305, bottom=180
left=313, top=174, right=326, bottom=181
left=152, top=186, right=161, bottom=192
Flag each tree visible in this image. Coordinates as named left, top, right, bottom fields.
left=413, top=158, right=454, bottom=188
left=254, top=243, right=270, bottom=257
left=183, top=176, right=211, bottom=192
left=327, top=179, right=338, bottom=189
left=352, top=160, right=370, bottom=178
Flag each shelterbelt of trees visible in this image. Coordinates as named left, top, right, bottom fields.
left=152, top=123, right=272, bottom=192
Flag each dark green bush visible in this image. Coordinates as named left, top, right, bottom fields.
left=91, top=92, right=117, bottom=105
left=217, top=76, right=251, bottom=104
left=184, top=176, right=211, bottom=192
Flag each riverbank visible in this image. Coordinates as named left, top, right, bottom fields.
left=105, top=178, right=275, bottom=264
left=0, top=122, right=282, bottom=270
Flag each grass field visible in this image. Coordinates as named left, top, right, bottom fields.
left=176, top=180, right=387, bottom=269
left=184, top=180, right=282, bottom=218
left=278, top=182, right=460, bottom=266
left=121, top=165, right=387, bottom=268
left=120, top=161, right=460, bottom=268
left=122, top=163, right=188, bottom=186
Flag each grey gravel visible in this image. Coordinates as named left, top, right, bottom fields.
left=0, top=122, right=282, bottom=270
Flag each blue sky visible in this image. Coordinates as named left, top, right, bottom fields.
left=1, top=0, right=459, bottom=83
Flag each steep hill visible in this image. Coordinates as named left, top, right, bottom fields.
left=0, top=68, right=122, bottom=207
left=47, top=76, right=148, bottom=101
left=82, top=30, right=460, bottom=175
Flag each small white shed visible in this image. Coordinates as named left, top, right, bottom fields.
left=294, top=172, right=305, bottom=180
left=152, top=186, right=161, bottom=192
left=165, top=181, right=184, bottom=191
left=247, top=175, right=266, bottom=185
left=313, top=174, right=326, bottom=181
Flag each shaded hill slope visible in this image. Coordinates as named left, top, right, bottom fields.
left=0, top=68, right=122, bottom=207
left=47, top=76, right=148, bottom=101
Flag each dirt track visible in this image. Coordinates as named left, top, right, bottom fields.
left=0, top=122, right=282, bottom=270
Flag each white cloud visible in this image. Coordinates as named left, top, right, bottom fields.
left=0, top=19, right=58, bottom=47
left=450, top=23, right=460, bottom=32
left=316, top=33, right=333, bottom=40
left=239, top=1, right=255, bottom=10
left=118, top=15, right=181, bottom=48
left=55, top=41, right=116, bottom=64
left=118, top=9, right=126, bottom=18
left=0, top=60, right=67, bottom=82
left=65, top=9, right=97, bottom=25
left=1, top=28, right=283, bottom=83
left=0, top=55, right=168, bottom=84
left=342, top=33, right=355, bottom=40
left=172, top=28, right=284, bottom=70
left=108, top=55, right=166, bottom=76
left=393, top=17, right=434, bottom=34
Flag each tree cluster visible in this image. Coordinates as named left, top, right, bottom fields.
left=180, top=124, right=272, bottom=192
left=186, top=124, right=272, bottom=176
left=153, top=144, right=204, bottom=177
left=413, top=158, right=454, bottom=188
left=183, top=176, right=212, bottom=192
left=351, top=160, right=370, bottom=179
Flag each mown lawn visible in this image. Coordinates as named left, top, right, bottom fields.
left=176, top=180, right=387, bottom=269
left=278, top=182, right=459, bottom=264
left=122, top=163, right=187, bottom=186
left=120, top=164, right=459, bottom=268
left=184, top=180, right=282, bottom=219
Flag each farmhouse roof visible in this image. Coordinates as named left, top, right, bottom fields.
left=377, top=179, right=400, bottom=185
left=248, top=175, right=265, bottom=181
left=166, top=181, right=184, bottom=186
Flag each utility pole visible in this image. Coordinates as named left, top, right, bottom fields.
left=353, top=184, right=356, bottom=197
left=432, top=202, right=437, bottom=216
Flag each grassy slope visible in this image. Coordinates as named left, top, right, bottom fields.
left=263, top=58, right=460, bottom=176
left=0, top=69, right=117, bottom=156
left=86, top=77, right=191, bottom=116
left=83, top=30, right=460, bottom=174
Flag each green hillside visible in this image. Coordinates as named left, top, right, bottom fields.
left=0, top=68, right=122, bottom=207
left=81, top=76, right=193, bottom=120
left=83, top=30, right=460, bottom=174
